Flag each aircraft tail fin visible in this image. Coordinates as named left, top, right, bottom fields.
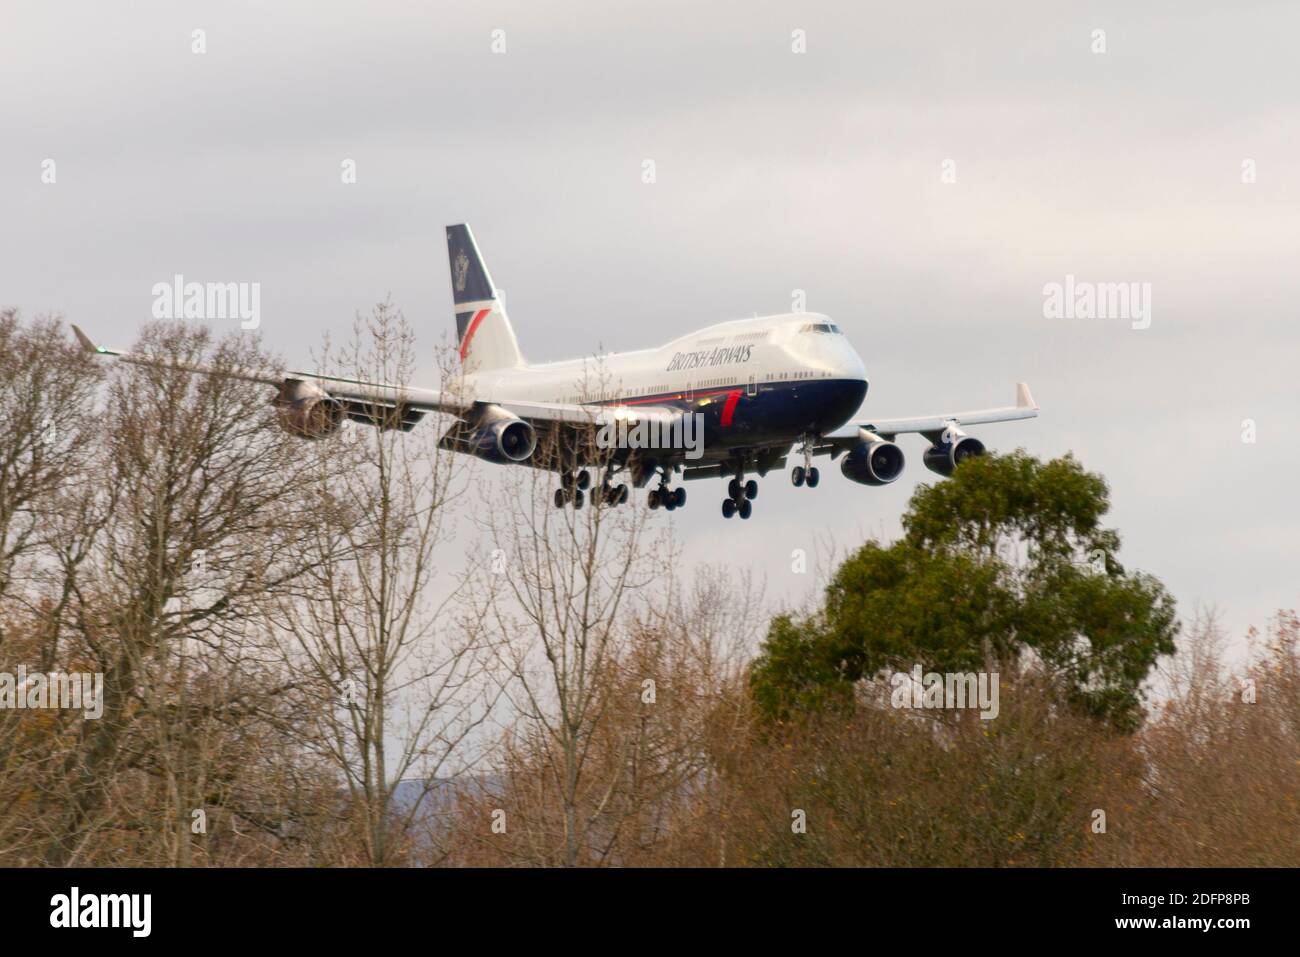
left=446, top=224, right=525, bottom=371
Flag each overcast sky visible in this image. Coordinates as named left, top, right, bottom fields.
left=4, top=0, right=1297, bottom=650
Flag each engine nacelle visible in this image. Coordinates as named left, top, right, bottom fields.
left=841, top=433, right=906, bottom=486
left=276, top=381, right=346, bottom=440
left=922, top=428, right=985, bottom=477
left=489, top=417, right=537, bottom=461
left=467, top=407, right=537, bottom=462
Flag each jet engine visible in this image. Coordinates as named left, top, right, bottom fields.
left=468, top=406, right=537, bottom=462
left=841, top=432, right=906, bottom=486
left=922, top=426, right=985, bottom=477
left=276, top=380, right=346, bottom=440
left=483, top=416, right=536, bottom=462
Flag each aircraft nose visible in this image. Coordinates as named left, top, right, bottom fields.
left=838, top=342, right=868, bottom=383
left=815, top=378, right=867, bottom=434
left=849, top=360, right=868, bottom=384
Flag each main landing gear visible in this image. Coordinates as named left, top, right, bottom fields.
left=722, top=467, right=757, bottom=520
left=554, top=469, right=629, bottom=509
left=647, top=471, right=686, bottom=511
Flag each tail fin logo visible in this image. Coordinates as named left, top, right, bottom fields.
left=453, top=251, right=470, bottom=293
left=446, top=223, right=525, bottom=369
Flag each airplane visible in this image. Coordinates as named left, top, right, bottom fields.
left=71, top=224, right=1038, bottom=520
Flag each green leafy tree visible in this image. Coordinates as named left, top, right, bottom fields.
left=750, top=453, right=1178, bottom=730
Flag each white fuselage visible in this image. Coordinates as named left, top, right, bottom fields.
left=463, top=312, right=868, bottom=409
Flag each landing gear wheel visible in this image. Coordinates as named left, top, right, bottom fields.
left=617, top=484, right=629, bottom=505
left=674, top=487, right=686, bottom=508
left=738, top=499, right=752, bottom=520
left=664, top=494, right=677, bottom=512
left=806, top=467, right=820, bottom=488
left=722, top=498, right=737, bottom=518
left=554, top=489, right=566, bottom=509
left=648, top=489, right=661, bottom=510
left=728, top=478, right=741, bottom=499
left=576, top=470, right=591, bottom=491
left=792, top=466, right=805, bottom=487
left=573, top=489, right=584, bottom=509
left=744, top=479, right=758, bottom=500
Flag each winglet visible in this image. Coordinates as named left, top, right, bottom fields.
left=70, top=325, right=106, bottom=355
left=1016, top=382, right=1037, bottom=410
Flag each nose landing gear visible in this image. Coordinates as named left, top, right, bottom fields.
left=791, top=437, right=820, bottom=488
left=791, top=465, right=819, bottom=488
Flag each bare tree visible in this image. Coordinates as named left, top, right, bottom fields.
left=273, top=302, right=497, bottom=866
left=0, top=312, right=106, bottom=861
left=38, top=322, right=333, bottom=865
left=456, top=404, right=685, bottom=866
left=0, top=310, right=102, bottom=611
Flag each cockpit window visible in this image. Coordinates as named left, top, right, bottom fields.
left=799, top=322, right=840, bottom=334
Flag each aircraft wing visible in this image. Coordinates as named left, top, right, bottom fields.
left=71, top=325, right=680, bottom=432
left=823, top=382, right=1039, bottom=449
left=74, top=323, right=467, bottom=414
left=73, top=324, right=285, bottom=386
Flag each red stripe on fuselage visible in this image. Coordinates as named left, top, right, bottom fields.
left=720, top=389, right=743, bottom=426
left=458, top=308, right=491, bottom=361
left=612, top=387, right=738, bottom=407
